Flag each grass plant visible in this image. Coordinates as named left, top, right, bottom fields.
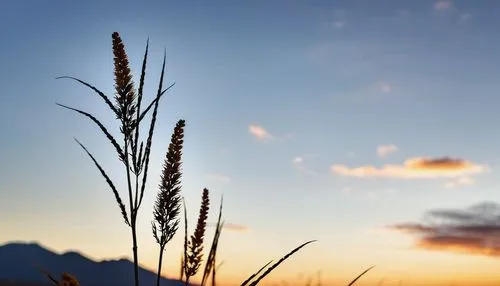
left=47, top=32, right=320, bottom=286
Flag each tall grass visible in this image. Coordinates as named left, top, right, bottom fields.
left=50, top=32, right=317, bottom=286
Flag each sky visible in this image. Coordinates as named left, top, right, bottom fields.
left=1, top=0, right=500, bottom=285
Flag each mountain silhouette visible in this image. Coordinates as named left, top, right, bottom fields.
left=0, top=241, right=186, bottom=286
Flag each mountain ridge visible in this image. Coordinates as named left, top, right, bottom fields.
left=0, top=241, right=186, bottom=286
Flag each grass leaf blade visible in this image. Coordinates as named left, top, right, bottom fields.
left=137, top=49, right=167, bottom=211
left=56, top=76, right=118, bottom=116
left=132, top=37, right=149, bottom=172
left=247, top=240, right=316, bottom=286
left=347, top=265, right=375, bottom=286
left=56, top=103, right=125, bottom=162
left=74, top=138, right=130, bottom=226
left=201, top=196, right=224, bottom=286
left=240, top=260, right=273, bottom=286
left=138, top=82, right=175, bottom=124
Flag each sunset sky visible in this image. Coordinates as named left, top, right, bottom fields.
left=2, top=0, right=500, bottom=285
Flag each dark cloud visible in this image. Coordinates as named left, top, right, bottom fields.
left=410, top=157, right=476, bottom=170
left=388, top=202, right=500, bottom=257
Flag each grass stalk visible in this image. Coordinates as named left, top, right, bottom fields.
left=57, top=31, right=173, bottom=286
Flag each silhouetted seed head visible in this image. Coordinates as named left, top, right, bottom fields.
left=112, top=32, right=137, bottom=137
left=152, top=119, right=186, bottom=246
left=185, top=188, right=210, bottom=278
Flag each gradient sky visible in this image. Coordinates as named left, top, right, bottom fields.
left=2, top=1, right=500, bottom=285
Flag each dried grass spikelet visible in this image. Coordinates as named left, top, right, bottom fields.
left=112, top=32, right=137, bottom=137
left=185, top=188, right=210, bottom=280
left=36, top=265, right=79, bottom=286
left=57, top=273, right=79, bottom=286
left=152, top=119, right=185, bottom=245
left=152, top=119, right=185, bottom=286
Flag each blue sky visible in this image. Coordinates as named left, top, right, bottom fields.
left=2, top=1, right=500, bottom=285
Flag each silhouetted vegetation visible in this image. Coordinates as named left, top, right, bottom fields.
left=49, top=32, right=321, bottom=286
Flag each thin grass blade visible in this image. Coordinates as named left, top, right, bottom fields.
left=131, top=38, right=149, bottom=172
left=57, top=103, right=125, bottom=161
left=74, top=138, right=130, bottom=226
left=347, top=265, right=375, bottom=286
left=247, top=240, right=316, bottom=286
left=136, top=50, right=167, bottom=211
left=56, top=76, right=118, bottom=116
left=240, top=260, right=273, bottom=286
left=212, top=261, right=224, bottom=286
left=137, top=37, right=149, bottom=101
left=201, top=196, right=224, bottom=286
left=138, top=82, right=175, bottom=124
left=33, top=264, right=59, bottom=285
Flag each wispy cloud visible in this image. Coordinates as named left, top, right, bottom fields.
left=377, top=82, right=393, bottom=94
left=206, top=173, right=231, bottom=184
left=377, top=144, right=399, bottom=158
left=388, top=202, right=500, bottom=257
left=331, top=157, right=487, bottom=179
left=248, top=124, right=273, bottom=140
left=248, top=124, right=294, bottom=142
left=444, top=176, right=474, bottom=189
left=208, top=222, right=250, bottom=233
left=460, top=13, right=472, bottom=21
left=328, top=81, right=399, bottom=104
left=434, top=0, right=453, bottom=11
left=385, top=188, right=397, bottom=194
left=332, top=21, right=345, bottom=29
left=292, top=155, right=320, bottom=176
left=365, top=191, right=378, bottom=200
left=341, top=186, right=354, bottom=194
left=223, top=223, right=251, bottom=232
left=397, top=9, right=410, bottom=18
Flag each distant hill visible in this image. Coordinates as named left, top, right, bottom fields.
left=0, top=241, right=185, bottom=286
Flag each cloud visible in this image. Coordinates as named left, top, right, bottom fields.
left=341, top=187, right=353, bottom=194
left=206, top=173, right=231, bottom=184
left=365, top=191, right=378, bottom=200
left=292, top=155, right=320, bottom=176
left=223, top=223, right=251, bottom=232
left=248, top=124, right=273, bottom=140
left=385, top=188, right=397, bottom=194
left=208, top=222, right=250, bottom=232
left=377, top=144, right=399, bottom=158
left=460, top=13, right=471, bottom=21
left=434, top=0, right=452, bottom=10
left=388, top=202, right=500, bottom=257
left=397, top=9, right=410, bottom=18
left=331, top=157, right=486, bottom=179
left=333, top=21, right=345, bottom=29
left=377, top=82, right=392, bottom=94
left=444, top=176, right=474, bottom=189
